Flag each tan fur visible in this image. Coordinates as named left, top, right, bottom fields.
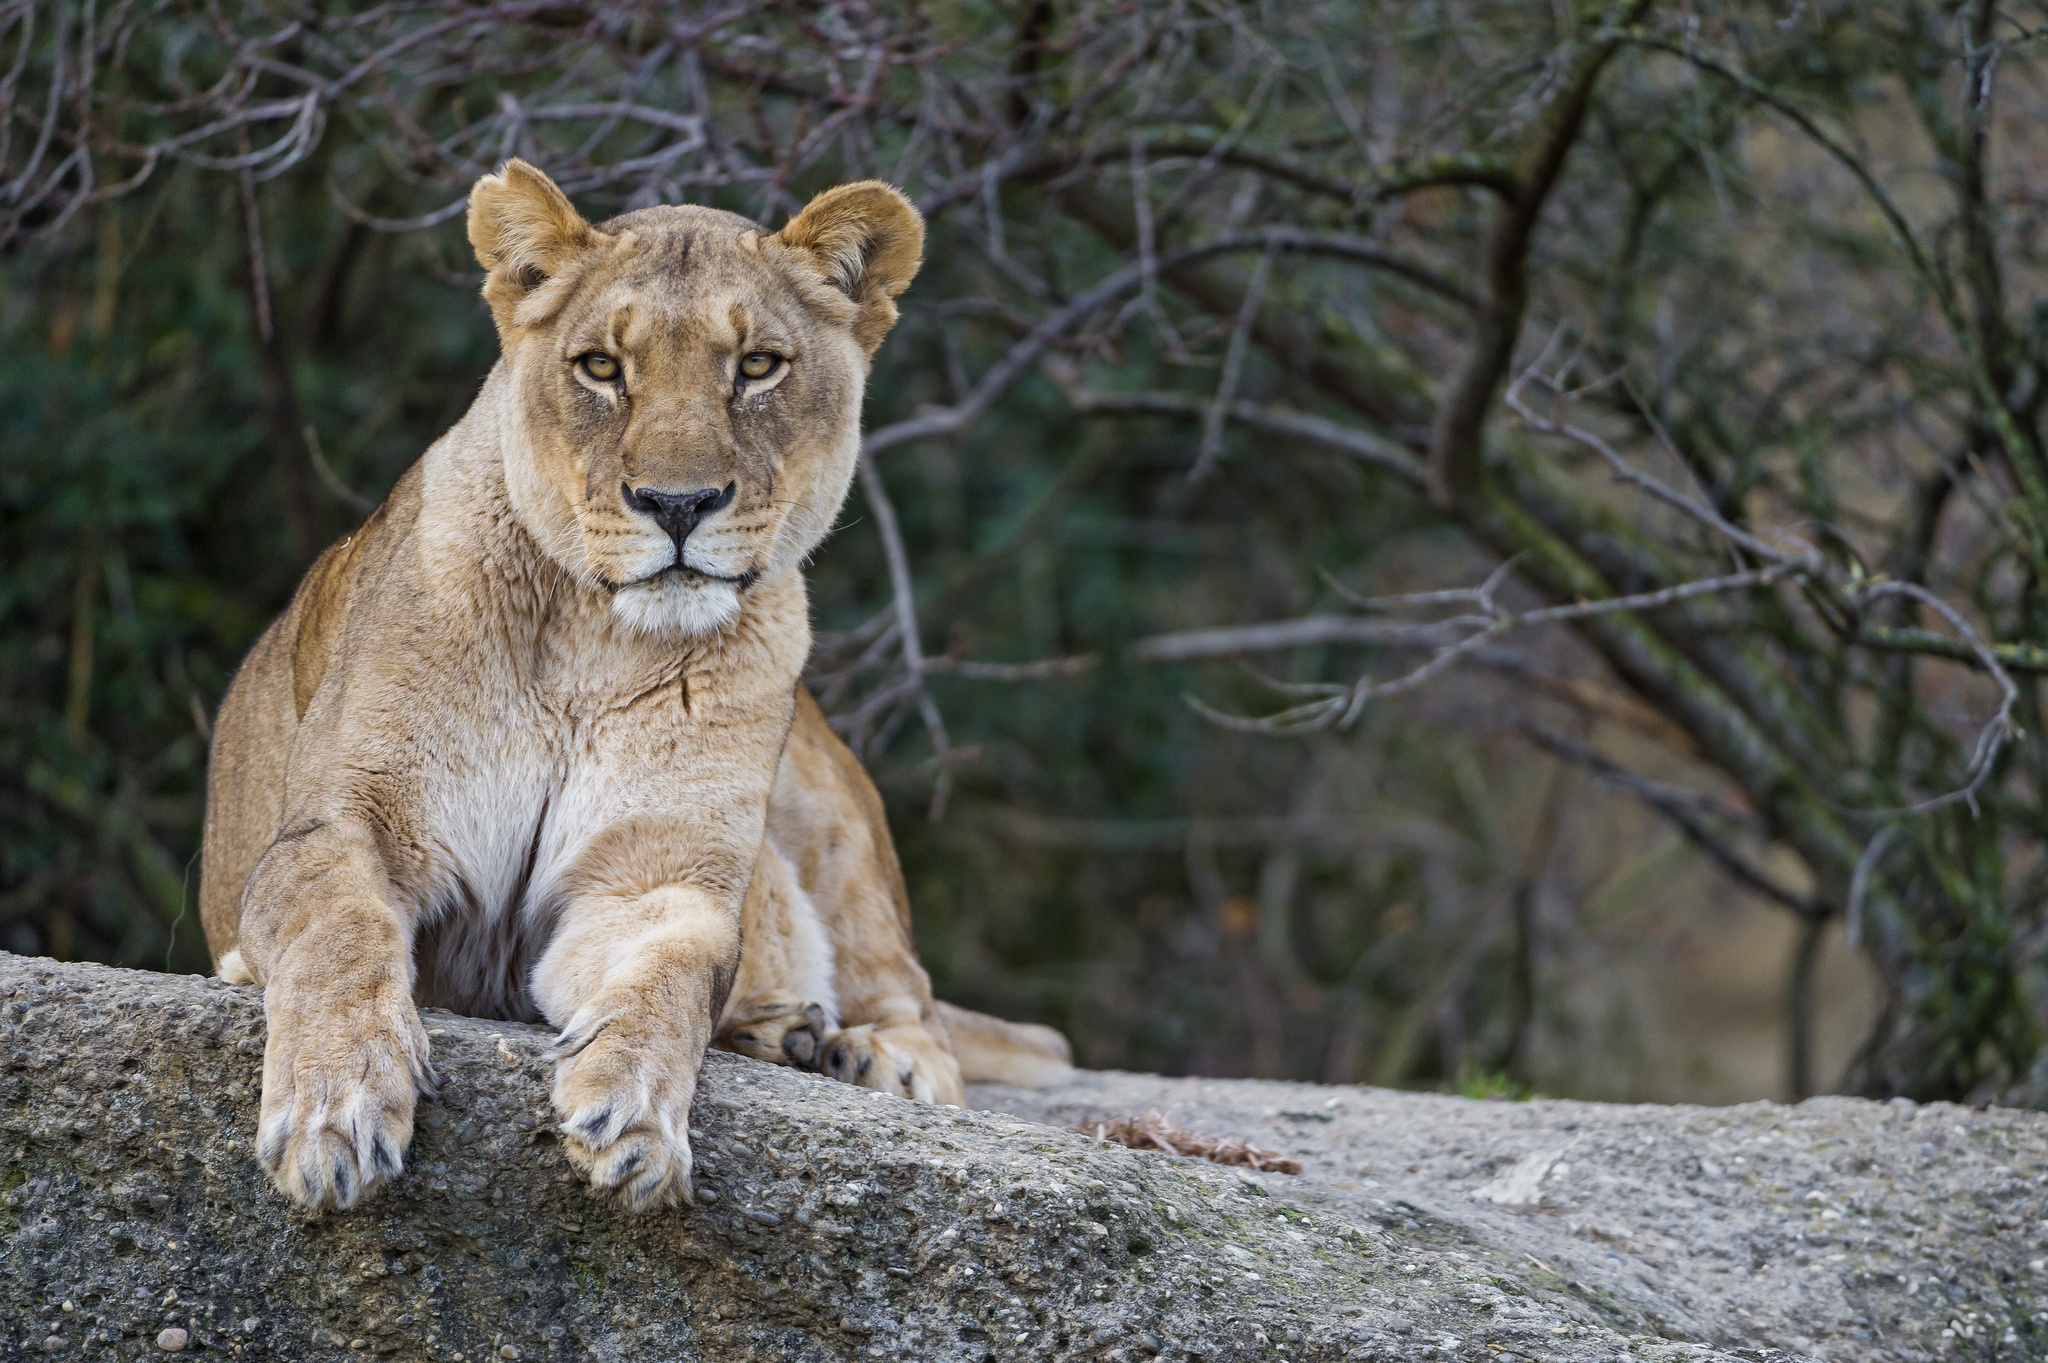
left=200, top=161, right=1059, bottom=1215
left=935, top=999, right=1075, bottom=1087
left=716, top=693, right=1073, bottom=1099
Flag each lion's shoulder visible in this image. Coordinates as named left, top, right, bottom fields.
left=285, top=465, right=424, bottom=717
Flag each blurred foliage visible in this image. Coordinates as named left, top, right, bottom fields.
left=5, top=0, right=2048, bottom=1104
left=1451, top=1065, right=1534, bottom=1103
left=0, top=170, right=496, bottom=971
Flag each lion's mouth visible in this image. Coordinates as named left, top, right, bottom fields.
left=601, top=563, right=759, bottom=593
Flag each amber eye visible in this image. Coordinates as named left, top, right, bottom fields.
left=579, top=353, right=620, bottom=382
left=738, top=352, right=781, bottom=380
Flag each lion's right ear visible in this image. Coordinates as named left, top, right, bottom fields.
left=467, top=159, right=602, bottom=329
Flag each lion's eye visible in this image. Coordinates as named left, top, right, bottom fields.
left=738, top=352, right=781, bottom=380
left=579, top=353, right=620, bottom=382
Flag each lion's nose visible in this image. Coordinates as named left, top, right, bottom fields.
left=624, top=482, right=735, bottom=556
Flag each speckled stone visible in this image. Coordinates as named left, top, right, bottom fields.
left=3, top=953, right=2035, bottom=1361
left=974, top=1069, right=2048, bottom=1361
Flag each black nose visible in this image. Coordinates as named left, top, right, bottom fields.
left=623, top=482, right=735, bottom=556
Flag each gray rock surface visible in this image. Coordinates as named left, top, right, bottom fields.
left=0, top=954, right=2038, bottom=1361
left=974, top=1074, right=2048, bottom=1361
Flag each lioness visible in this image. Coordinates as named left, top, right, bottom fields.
left=199, top=161, right=1068, bottom=1214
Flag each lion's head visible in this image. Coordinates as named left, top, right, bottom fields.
left=465, top=160, right=922, bottom=636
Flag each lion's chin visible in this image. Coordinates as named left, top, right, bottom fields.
left=609, top=575, right=742, bottom=638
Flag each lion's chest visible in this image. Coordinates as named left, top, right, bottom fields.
left=406, top=667, right=698, bottom=1020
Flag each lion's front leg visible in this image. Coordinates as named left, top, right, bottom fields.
left=533, top=887, right=739, bottom=1212
left=239, top=826, right=439, bottom=1213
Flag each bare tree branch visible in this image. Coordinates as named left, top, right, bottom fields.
left=1518, top=722, right=1818, bottom=919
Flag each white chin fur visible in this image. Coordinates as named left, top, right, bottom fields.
left=611, top=576, right=742, bottom=637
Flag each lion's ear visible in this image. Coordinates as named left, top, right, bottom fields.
left=467, top=159, right=601, bottom=328
left=770, top=181, right=924, bottom=354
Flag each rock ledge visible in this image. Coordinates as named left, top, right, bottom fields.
left=2, top=955, right=2041, bottom=1361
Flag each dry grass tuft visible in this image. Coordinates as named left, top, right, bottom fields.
left=1069, top=1111, right=1301, bottom=1174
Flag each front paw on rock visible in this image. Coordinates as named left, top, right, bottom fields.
left=546, top=1011, right=695, bottom=1212
left=258, top=1017, right=432, bottom=1212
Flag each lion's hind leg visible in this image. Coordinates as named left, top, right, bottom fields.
left=718, top=828, right=964, bottom=1103
left=716, top=840, right=842, bottom=1073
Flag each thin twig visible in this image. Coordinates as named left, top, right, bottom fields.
left=1845, top=824, right=1902, bottom=949
left=858, top=454, right=952, bottom=819
left=1505, top=342, right=1813, bottom=570
left=1519, top=722, right=1816, bottom=918
left=1186, top=563, right=1799, bottom=735
left=1848, top=583, right=2018, bottom=818
left=864, top=227, right=1479, bottom=460
left=1188, top=246, right=1273, bottom=487
left=304, top=425, right=374, bottom=514
left=235, top=145, right=271, bottom=345
left=1063, top=387, right=1425, bottom=487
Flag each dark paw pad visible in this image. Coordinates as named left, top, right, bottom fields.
left=782, top=1003, right=827, bottom=1066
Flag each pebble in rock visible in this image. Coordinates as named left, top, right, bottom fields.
left=156, top=1328, right=188, bottom=1352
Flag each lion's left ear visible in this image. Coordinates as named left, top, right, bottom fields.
left=770, top=181, right=924, bottom=355
left=468, top=159, right=606, bottom=333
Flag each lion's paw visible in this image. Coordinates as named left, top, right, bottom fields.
left=257, top=984, right=436, bottom=1212
left=819, top=1024, right=937, bottom=1102
left=716, top=992, right=830, bottom=1069
left=544, top=1009, right=696, bottom=1212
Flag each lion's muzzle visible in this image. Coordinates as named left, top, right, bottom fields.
left=623, top=480, right=735, bottom=562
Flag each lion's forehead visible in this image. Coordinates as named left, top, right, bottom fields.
left=560, top=241, right=816, bottom=361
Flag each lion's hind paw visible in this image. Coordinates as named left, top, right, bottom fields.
left=820, top=1024, right=938, bottom=1102
left=716, top=992, right=831, bottom=1069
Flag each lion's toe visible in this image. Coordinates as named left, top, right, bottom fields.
left=566, top=1120, right=692, bottom=1211
left=561, top=1106, right=694, bottom=1211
